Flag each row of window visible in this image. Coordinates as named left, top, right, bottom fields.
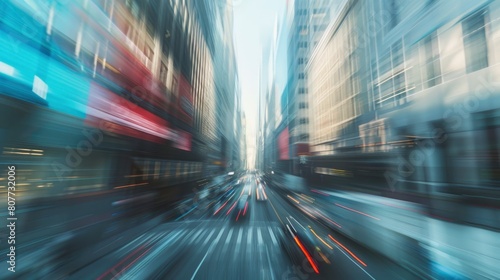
left=287, top=133, right=310, bottom=142
left=375, top=8, right=490, bottom=109
left=298, top=41, right=308, bottom=48
left=298, top=57, right=307, bottom=65
left=313, top=25, right=327, bottom=32
left=296, top=9, right=308, bottom=16
left=298, top=88, right=308, bottom=94
left=313, top=8, right=328, bottom=14
left=139, top=159, right=203, bottom=181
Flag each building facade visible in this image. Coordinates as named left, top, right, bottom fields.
left=280, top=0, right=335, bottom=174
left=192, top=0, right=241, bottom=174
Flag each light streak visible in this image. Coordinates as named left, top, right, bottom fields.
left=335, top=203, right=380, bottom=220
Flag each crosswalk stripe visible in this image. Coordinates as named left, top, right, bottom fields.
left=225, top=228, right=234, bottom=244
left=213, top=228, right=225, bottom=244
left=192, top=228, right=206, bottom=244
left=257, top=227, right=263, bottom=245
left=176, top=228, right=200, bottom=248
left=152, top=231, right=170, bottom=243
left=203, top=229, right=216, bottom=246
left=236, top=228, right=243, bottom=245
left=116, top=233, right=149, bottom=254
left=247, top=226, right=253, bottom=245
left=267, top=226, right=278, bottom=247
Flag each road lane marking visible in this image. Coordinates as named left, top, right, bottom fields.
left=265, top=245, right=275, bottom=280
left=328, top=235, right=366, bottom=266
left=225, top=228, right=234, bottom=244
left=334, top=244, right=376, bottom=280
left=267, top=227, right=278, bottom=247
left=267, top=193, right=284, bottom=226
left=190, top=240, right=217, bottom=280
left=289, top=216, right=306, bottom=231
left=286, top=217, right=297, bottom=233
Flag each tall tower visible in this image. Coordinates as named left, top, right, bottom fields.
left=286, top=0, right=334, bottom=175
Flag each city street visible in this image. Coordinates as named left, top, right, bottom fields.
left=68, top=174, right=417, bottom=280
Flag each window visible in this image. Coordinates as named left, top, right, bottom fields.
left=144, top=46, right=153, bottom=67
left=298, top=73, right=305, bottom=79
left=389, top=0, right=399, bottom=29
left=423, top=32, right=441, bottom=87
left=127, top=0, right=141, bottom=19
left=391, top=40, right=403, bottom=67
left=298, top=58, right=304, bottom=65
left=172, top=77, right=178, bottom=95
left=160, top=62, right=168, bottom=85
left=296, top=9, right=308, bottom=16
left=463, top=9, right=488, bottom=73
left=314, top=24, right=327, bottom=32
left=146, top=5, right=156, bottom=38
left=299, top=118, right=309, bottom=124
left=299, top=102, right=308, bottom=109
left=298, top=88, right=307, bottom=94
left=300, top=134, right=309, bottom=141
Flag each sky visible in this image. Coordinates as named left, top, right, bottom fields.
left=232, top=0, right=286, bottom=168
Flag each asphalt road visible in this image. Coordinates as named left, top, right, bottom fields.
left=69, top=173, right=418, bottom=280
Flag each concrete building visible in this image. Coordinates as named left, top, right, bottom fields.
left=307, top=0, right=373, bottom=155
left=307, top=0, right=500, bottom=156
left=306, top=1, right=500, bottom=277
left=283, top=0, right=336, bottom=174
left=192, top=0, right=240, bottom=174
left=257, top=32, right=273, bottom=172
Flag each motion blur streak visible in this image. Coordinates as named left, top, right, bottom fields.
left=114, top=182, right=148, bottom=189
left=97, top=245, right=148, bottom=280
left=311, top=190, right=330, bottom=197
left=294, top=236, right=320, bottom=274
left=310, top=228, right=333, bottom=250
left=334, top=203, right=380, bottom=220
left=261, top=189, right=268, bottom=200
left=226, top=200, right=238, bottom=216
left=243, top=201, right=248, bottom=216
left=213, top=200, right=229, bottom=216
left=287, top=195, right=300, bottom=204
left=1, top=0, right=500, bottom=279
left=328, top=235, right=367, bottom=267
left=315, top=211, right=342, bottom=228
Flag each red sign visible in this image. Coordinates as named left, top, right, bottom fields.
left=278, top=127, right=290, bottom=160
left=173, top=130, right=192, bottom=151
left=86, top=82, right=172, bottom=143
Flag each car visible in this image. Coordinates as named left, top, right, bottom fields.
left=255, top=184, right=268, bottom=201
left=232, top=194, right=250, bottom=222
left=279, top=216, right=329, bottom=276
